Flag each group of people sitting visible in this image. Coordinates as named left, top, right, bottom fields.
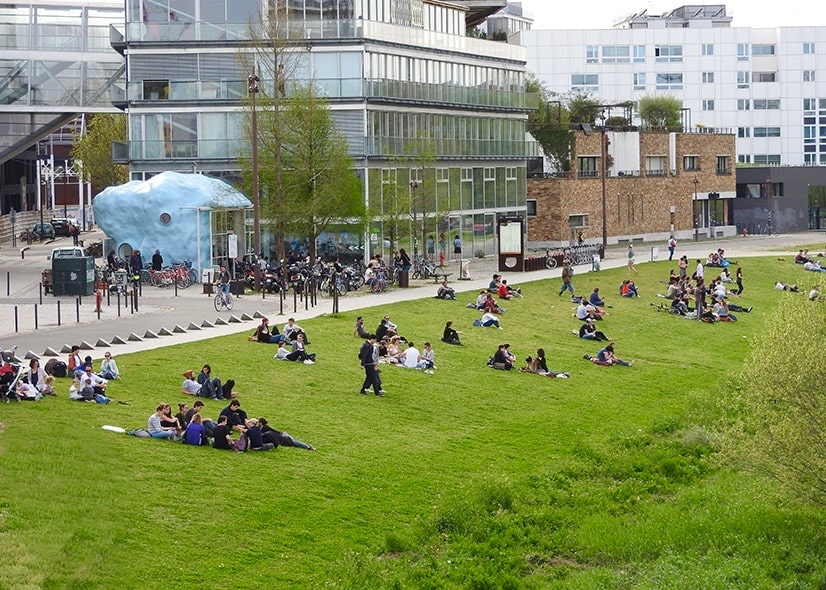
left=378, top=339, right=436, bottom=372
left=487, top=343, right=570, bottom=378
left=146, top=399, right=315, bottom=452
left=657, top=270, right=753, bottom=322
left=251, top=317, right=316, bottom=364
left=706, top=249, right=736, bottom=268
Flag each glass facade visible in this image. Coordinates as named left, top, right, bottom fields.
left=123, top=0, right=530, bottom=256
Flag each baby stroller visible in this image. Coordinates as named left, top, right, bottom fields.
left=1, top=347, right=24, bottom=403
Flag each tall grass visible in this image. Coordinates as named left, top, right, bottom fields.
left=0, top=256, right=823, bottom=589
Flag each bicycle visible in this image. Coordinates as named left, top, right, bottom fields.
left=214, top=287, right=233, bottom=311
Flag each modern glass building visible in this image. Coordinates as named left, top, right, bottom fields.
left=113, top=0, right=533, bottom=259
left=0, top=1, right=124, bottom=214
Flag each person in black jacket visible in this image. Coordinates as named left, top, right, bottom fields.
left=359, top=334, right=385, bottom=396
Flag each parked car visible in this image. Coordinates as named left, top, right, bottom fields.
left=30, top=223, right=56, bottom=241
left=50, top=218, right=78, bottom=237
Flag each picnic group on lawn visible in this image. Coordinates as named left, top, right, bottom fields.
left=9, top=240, right=820, bottom=451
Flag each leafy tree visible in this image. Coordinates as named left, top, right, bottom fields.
left=567, top=94, right=601, bottom=125
left=239, top=7, right=363, bottom=261
left=638, top=95, right=682, bottom=129
left=525, top=77, right=574, bottom=172
left=276, top=85, right=364, bottom=261
left=718, top=289, right=826, bottom=504
left=70, top=114, right=129, bottom=187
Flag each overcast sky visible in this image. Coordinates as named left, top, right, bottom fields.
left=517, top=0, right=826, bottom=29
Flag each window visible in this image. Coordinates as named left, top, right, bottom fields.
left=716, top=156, right=731, bottom=175
left=753, top=71, right=776, bottom=83
left=754, top=154, right=781, bottom=165
left=143, top=80, right=169, bottom=100
left=602, top=45, right=630, bottom=63
left=754, top=99, right=780, bottom=110
left=737, top=43, right=749, bottom=60
left=633, top=72, right=646, bottom=89
left=804, top=125, right=816, bottom=144
left=738, top=154, right=751, bottom=164
left=683, top=155, right=699, bottom=171
left=803, top=42, right=815, bottom=54
left=753, top=127, right=781, bottom=137
left=737, top=127, right=750, bottom=138
left=804, top=98, right=817, bottom=113
left=804, top=70, right=815, bottom=82
left=655, top=73, right=683, bottom=89
left=820, top=98, right=826, bottom=110
left=571, top=74, right=598, bottom=91
left=752, top=44, right=776, bottom=56
left=633, top=45, right=645, bottom=62
left=655, top=45, right=682, bottom=62
left=737, top=71, right=749, bottom=88
left=578, top=156, right=599, bottom=178
left=645, top=156, right=666, bottom=176
left=702, top=100, right=715, bottom=111
left=586, top=45, right=598, bottom=63
left=702, top=43, right=714, bottom=56
left=737, top=99, right=750, bottom=111
left=702, top=72, right=714, bottom=83
left=526, top=199, right=537, bottom=217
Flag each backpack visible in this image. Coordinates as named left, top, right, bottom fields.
left=46, top=360, right=68, bottom=378
left=233, top=434, right=248, bottom=452
left=128, top=428, right=151, bottom=438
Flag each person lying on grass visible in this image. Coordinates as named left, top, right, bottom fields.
left=584, top=341, right=633, bottom=366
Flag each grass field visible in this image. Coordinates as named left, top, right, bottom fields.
left=1, top=253, right=824, bottom=589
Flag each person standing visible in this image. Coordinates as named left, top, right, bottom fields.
left=359, top=334, right=385, bottom=396
left=735, top=267, right=744, bottom=295
left=426, top=236, right=435, bottom=260
left=151, top=249, right=163, bottom=271
left=438, top=232, right=447, bottom=256
left=627, top=244, right=638, bottom=274
left=453, top=235, right=462, bottom=262
left=70, top=223, right=79, bottom=246
left=667, top=236, right=677, bottom=261
left=558, top=260, right=575, bottom=298
left=694, top=259, right=704, bottom=282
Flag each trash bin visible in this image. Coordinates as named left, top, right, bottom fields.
left=51, top=256, right=95, bottom=296
left=202, top=269, right=214, bottom=295
left=460, top=259, right=471, bottom=280
left=230, top=280, right=245, bottom=296
left=398, top=269, right=409, bottom=288
left=592, top=255, right=601, bottom=272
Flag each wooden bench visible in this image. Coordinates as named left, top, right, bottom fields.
left=434, top=272, right=452, bottom=283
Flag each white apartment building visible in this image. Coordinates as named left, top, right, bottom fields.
left=516, top=4, right=826, bottom=167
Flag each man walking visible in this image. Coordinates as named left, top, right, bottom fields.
left=359, top=334, right=385, bottom=396
left=558, top=260, right=575, bottom=299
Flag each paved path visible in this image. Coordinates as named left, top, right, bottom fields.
left=1, top=230, right=822, bottom=361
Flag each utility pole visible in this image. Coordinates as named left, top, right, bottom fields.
left=248, top=65, right=261, bottom=290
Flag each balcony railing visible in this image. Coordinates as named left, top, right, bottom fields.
left=368, top=137, right=527, bottom=158
left=365, top=79, right=536, bottom=110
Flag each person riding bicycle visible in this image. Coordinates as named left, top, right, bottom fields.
left=215, top=264, right=232, bottom=304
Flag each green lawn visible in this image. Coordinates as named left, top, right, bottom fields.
left=1, top=255, right=824, bottom=589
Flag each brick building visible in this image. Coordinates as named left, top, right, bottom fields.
left=527, top=128, right=736, bottom=248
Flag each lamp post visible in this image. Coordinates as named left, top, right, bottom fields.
left=599, top=109, right=608, bottom=249
left=692, top=178, right=699, bottom=241
left=248, top=66, right=261, bottom=290
left=409, top=180, right=420, bottom=258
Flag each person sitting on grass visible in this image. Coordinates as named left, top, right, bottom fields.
left=775, top=281, right=800, bottom=292
left=436, top=280, right=456, bottom=300
left=258, top=417, right=316, bottom=451
left=621, top=279, right=640, bottom=298
left=219, top=399, right=248, bottom=432
left=245, top=418, right=274, bottom=451
left=400, top=341, right=422, bottom=369
left=286, top=333, right=316, bottom=364
left=589, top=287, right=606, bottom=308
left=533, top=348, right=570, bottom=378
left=468, top=290, right=488, bottom=310
left=100, top=352, right=121, bottom=380
left=584, top=341, right=633, bottom=367
left=211, top=415, right=236, bottom=450
left=420, top=342, right=436, bottom=372
left=353, top=316, right=369, bottom=339
left=147, top=403, right=177, bottom=439
left=273, top=340, right=291, bottom=360
left=483, top=292, right=506, bottom=314
left=196, top=364, right=222, bottom=400
left=442, top=321, right=463, bottom=345
left=183, top=414, right=208, bottom=446
left=474, top=310, right=502, bottom=329
left=579, top=318, right=609, bottom=341
left=489, top=343, right=514, bottom=370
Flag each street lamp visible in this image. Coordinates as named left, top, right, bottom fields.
left=692, top=178, right=699, bottom=241
left=248, top=66, right=261, bottom=290
left=409, top=180, right=420, bottom=258
left=599, top=109, right=608, bottom=249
